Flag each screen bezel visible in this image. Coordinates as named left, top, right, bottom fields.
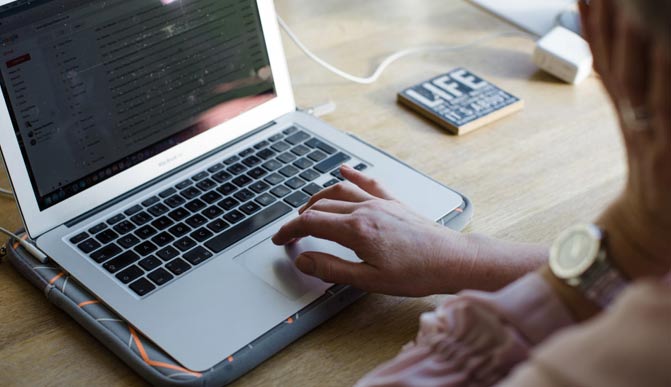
left=0, top=0, right=295, bottom=238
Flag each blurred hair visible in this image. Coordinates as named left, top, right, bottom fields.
left=621, top=0, right=671, bottom=41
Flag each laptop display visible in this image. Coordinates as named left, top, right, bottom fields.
left=0, top=0, right=275, bottom=210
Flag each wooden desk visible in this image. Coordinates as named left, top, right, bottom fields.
left=0, top=0, right=625, bottom=385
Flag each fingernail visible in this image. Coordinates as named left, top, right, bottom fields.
left=295, top=255, right=315, bottom=275
left=341, top=164, right=352, bottom=170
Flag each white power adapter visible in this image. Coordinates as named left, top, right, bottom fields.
left=534, top=26, right=593, bottom=84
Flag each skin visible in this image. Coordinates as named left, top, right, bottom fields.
left=274, top=0, right=671, bottom=309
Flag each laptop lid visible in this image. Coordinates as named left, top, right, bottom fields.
left=0, top=0, right=295, bottom=238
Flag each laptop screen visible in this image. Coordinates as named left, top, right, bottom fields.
left=0, top=0, right=276, bottom=210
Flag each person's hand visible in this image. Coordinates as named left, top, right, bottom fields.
left=271, top=165, right=474, bottom=297
left=579, top=0, right=671, bottom=277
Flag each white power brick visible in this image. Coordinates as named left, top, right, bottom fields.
left=534, top=26, right=593, bottom=84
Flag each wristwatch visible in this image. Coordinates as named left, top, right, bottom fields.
left=549, top=224, right=628, bottom=308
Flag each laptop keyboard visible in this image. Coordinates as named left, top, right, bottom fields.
left=67, top=127, right=368, bottom=297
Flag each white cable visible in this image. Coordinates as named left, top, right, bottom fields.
left=277, top=15, right=530, bottom=85
left=0, top=187, right=13, bottom=196
left=0, top=226, right=48, bottom=263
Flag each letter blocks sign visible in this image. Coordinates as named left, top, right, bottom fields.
left=398, top=68, right=524, bottom=135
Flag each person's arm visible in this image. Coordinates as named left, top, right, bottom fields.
left=272, top=165, right=545, bottom=297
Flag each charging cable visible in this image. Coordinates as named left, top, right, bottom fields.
left=0, top=227, right=48, bottom=263
left=277, top=15, right=529, bottom=85
left=0, top=187, right=14, bottom=197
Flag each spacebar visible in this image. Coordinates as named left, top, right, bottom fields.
left=205, top=202, right=292, bottom=253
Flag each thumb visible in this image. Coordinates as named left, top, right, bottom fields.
left=295, top=252, right=371, bottom=287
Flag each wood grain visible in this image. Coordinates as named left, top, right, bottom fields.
left=0, top=1, right=626, bottom=386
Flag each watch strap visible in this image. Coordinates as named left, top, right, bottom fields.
left=578, top=252, right=628, bottom=308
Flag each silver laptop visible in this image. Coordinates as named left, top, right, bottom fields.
left=0, top=0, right=464, bottom=371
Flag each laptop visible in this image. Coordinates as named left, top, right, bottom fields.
left=0, top=0, right=464, bottom=372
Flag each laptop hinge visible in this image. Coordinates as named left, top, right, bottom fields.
left=65, top=121, right=278, bottom=228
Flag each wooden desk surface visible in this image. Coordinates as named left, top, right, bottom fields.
left=0, top=1, right=626, bottom=385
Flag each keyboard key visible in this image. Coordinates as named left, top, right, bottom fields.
left=227, top=163, right=247, bottom=175
left=285, top=131, right=310, bottom=145
left=207, top=163, right=225, bottom=173
left=165, top=194, right=186, bottom=208
left=196, top=179, right=216, bottom=191
left=174, top=236, right=197, bottom=252
left=168, top=208, right=189, bottom=221
left=283, top=126, right=298, bottom=135
left=257, top=148, right=276, bottom=160
left=148, top=203, right=169, bottom=217
left=185, top=214, right=207, bottom=228
left=256, top=193, right=277, bottom=207
left=277, top=152, right=297, bottom=164
left=270, top=185, right=291, bottom=198
left=134, top=241, right=158, bottom=256
left=285, top=177, right=307, bottom=190
left=156, top=246, right=180, bottom=261
left=176, top=179, right=192, bottom=190
left=151, top=232, right=175, bottom=247
left=224, top=155, right=240, bottom=165
left=223, top=210, right=245, bottom=224
left=250, top=181, right=270, bottom=193
left=168, top=223, right=191, bottom=237
left=166, top=258, right=191, bottom=275
left=130, top=211, right=152, bottom=226
left=242, top=155, right=262, bottom=167
left=239, top=147, right=255, bottom=157
left=103, top=251, right=140, bottom=273
left=151, top=216, right=174, bottom=230
left=124, top=205, right=143, bottom=216
left=129, top=278, right=156, bottom=296
left=315, top=152, right=351, bottom=173
left=291, top=145, right=311, bottom=156
left=279, top=165, right=299, bottom=177
left=262, top=159, right=283, bottom=171
left=96, top=229, right=119, bottom=244
left=134, top=225, right=157, bottom=240
left=331, top=169, right=344, bottom=180
left=185, top=199, right=206, bottom=212
left=181, top=187, right=202, bottom=200
left=269, top=133, right=284, bottom=142
left=240, top=202, right=261, bottom=215
left=248, top=167, right=267, bottom=179
left=139, top=256, right=162, bottom=271
left=232, top=175, right=253, bottom=187
left=116, top=265, right=144, bottom=284
left=271, top=141, right=290, bottom=153
left=78, top=238, right=101, bottom=254
left=254, top=140, right=269, bottom=149
left=201, top=191, right=223, bottom=204
left=293, top=158, right=313, bottom=170
left=307, top=150, right=328, bottom=162
left=190, top=227, right=213, bottom=242
left=264, top=173, right=285, bottom=186
left=183, top=246, right=213, bottom=266
left=90, top=243, right=122, bottom=263
left=202, top=205, right=224, bottom=219
left=285, top=191, right=310, bottom=208
left=206, top=202, right=292, bottom=253
left=113, top=220, right=136, bottom=235
left=303, top=183, right=323, bottom=196
left=159, top=188, right=177, bottom=198
left=70, top=232, right=89, bottom=245
left=111, top=233, right=136, bottom=254
left=305, top=138, right=337, bottom=154
left=141, top=196, right=160, bottom=207
left=212, top=171, right=232, bottom=183
left=207, top=218, right=229, bottom=233
left=106, top=214, right=125, bottom=225
left=354, top=163, right=368, bottom=171
left=233, top=189, right=254, bottom=202
left=323, top=179, right=340, bottom=188
left=299, top=169, right=320, bottom=181
left=148, top=268, right=174, bottom=286
left=218, top=197, right=240, bottom=211
left=192, top=171, right=209, bottom=181
left=217, top=182, right=237, bottom=196
left=88, top=223, right=107, bottom=235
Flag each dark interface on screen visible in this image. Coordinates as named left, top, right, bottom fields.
left=0, top=0, right=276, bottom=210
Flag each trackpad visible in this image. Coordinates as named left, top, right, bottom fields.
left=236, top=237, right=360, bottom=300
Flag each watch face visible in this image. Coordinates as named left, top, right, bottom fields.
left=549, top=224, right=602, bottom=279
